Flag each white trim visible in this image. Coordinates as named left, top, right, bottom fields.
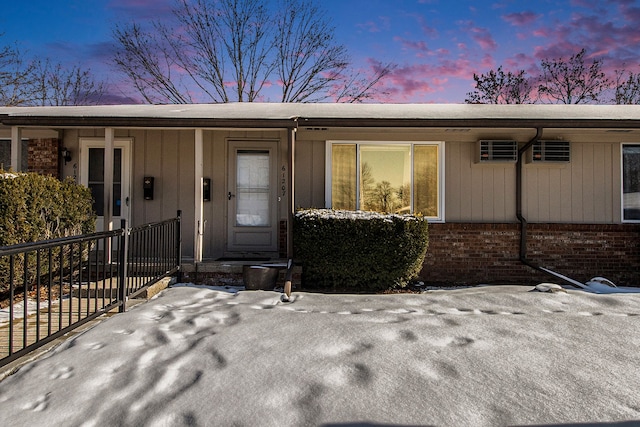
left=10, top=127, right=22, bottom=172
left=104, top=128, right=115, bottom=231
left=79, top=137, right=133, bottom=232
left=194, top=129, right=204, bottom=263
left=326, top=140, right=445, bottom=222
left=621, top=142, right=640, bottom=223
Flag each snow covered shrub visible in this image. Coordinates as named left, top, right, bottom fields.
left=0, top=172, right=95, bottom=296
left=293, top=209, right=429, bottom=292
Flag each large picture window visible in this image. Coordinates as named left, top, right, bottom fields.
left=327, top=141, right=443, bottom=220
left=622, top=144, right=640, bottom=222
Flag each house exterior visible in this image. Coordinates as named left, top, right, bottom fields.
left=1, top=103, right=638, bottom=286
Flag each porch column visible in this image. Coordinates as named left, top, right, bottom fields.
left=10, top=126, right=23, bottom=172
left=287, top=127, right=296, bottom=258
left=194, top=129, right=204, bottom=263
left=103, top=128, right=115, bottom=231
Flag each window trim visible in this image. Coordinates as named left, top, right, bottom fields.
left=621, top=142, right=640, bottom=223
left=325, top=140, right=445, bottom=222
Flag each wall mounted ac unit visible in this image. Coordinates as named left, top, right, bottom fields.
left=528, top=140, right=571, bottom=163
left=477, top=140, right=518, bottom=162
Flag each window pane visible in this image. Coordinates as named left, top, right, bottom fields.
left=88, top=148, right=104, bottom=182
left=623, top=144, right=640, bottom=221
left=331, top=144, right=356, bottom=210
left=360, top=145, right=410, bottom=213
left=236, top=151, right=270, bottom=226
left=414, top=145, right=439, bottom=216
left=89, top=183, right=104, bottom=216
left=88, top=147, right=123, bottom=218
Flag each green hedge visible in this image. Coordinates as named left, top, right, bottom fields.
left=0, top=172, right=95, bottom=246
left=0, top=172, right=96, bottom=296
left=293, top=209, right=429, bottom=292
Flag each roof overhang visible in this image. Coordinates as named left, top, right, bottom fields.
left=298, top=117, right=640, bottom=129
left=0, top=116, right=296, bottom=129
left=1, top=103, right=639, bottom=130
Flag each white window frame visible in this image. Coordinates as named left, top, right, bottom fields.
left=325, top=140, right=445, bottom=222
left=621, top=142, right=640, bottom=223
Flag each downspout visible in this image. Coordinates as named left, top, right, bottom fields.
left=516, top=128, right=592, bottom=289
left=516, top=127, right=543, bottom=269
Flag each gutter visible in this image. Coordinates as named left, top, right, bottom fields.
left=0, top=116, right=297, bottom=129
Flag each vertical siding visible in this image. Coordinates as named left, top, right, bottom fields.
left=128, top=129, right=195, bottom=256
left=202, top=130, right=226, bottom=260
left=295, top=139, right=326, bottom=208
left=524, top=142, right=616, bottom=223
left=446, top=141, right=516, bottom=222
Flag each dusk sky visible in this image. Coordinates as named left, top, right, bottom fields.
left=2, top=0, right=640, bottom=103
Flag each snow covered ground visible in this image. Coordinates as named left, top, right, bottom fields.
left=1, top=283, right=640, bottom=426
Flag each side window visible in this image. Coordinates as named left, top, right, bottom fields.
left=0, top=139, right=28, bottom=171
left=622, top=144, right=640, bottom=222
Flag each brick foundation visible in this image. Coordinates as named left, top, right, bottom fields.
left=422, top=223, right=640, bottom=287
left=279, top=220, right=287, bottom=258
left=27, top=138, right=60, bottom=177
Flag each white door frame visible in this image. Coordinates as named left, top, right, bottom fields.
left=79, top=137, right=132, bottom=232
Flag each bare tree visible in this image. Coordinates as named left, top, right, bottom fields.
left=275, top=0, right=393, bottom=102
left=112, top=0, right=392, bottom=103
left=538, top=48, right=610, bottom=104
left=0, top=40, right=35, bottom=106
left=465, top=66, right=533, bottom=104
left=0, top=34, right=105, bottom=106
left=29, top=59, right=105, bottom=106
left=613, top=69, right=640, bottom=104
left=113, top=21, right=193, bottom=104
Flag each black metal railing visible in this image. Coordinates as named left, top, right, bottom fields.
left=0, top=211, right=181, bottom=367
left=126, top=216, right=182, bottom=299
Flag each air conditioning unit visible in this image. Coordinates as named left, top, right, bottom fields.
left=477, top=140, right=518, bottom=162
left=528, top=140, right=570, bottom=163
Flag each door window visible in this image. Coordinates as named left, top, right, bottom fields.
left=87, top=147, right=122, bottom=217
left=236, top=150, right=270, bottom=226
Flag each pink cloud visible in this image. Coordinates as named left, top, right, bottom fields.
left=357, top=16, right=390, bottom=33
left=529, top=1, right=640, bottom=68
left=621, top=4, right=640, bottom=21
left=469, top=27, right=497, bottom=51
left=375, top=53, right=486, bottom=102
left=532, top=28, right=548, bottom=37
left=392, top=36, right=430, bottom=55
left=107, top=0, right=174, bottom=20
left=502, top=11, right=539, bottom=26
left=357, top=21, right=382, bottom=33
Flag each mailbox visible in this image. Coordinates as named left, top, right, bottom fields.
left=143, top=177, right=154, bottom=200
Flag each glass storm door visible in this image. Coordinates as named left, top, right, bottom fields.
left=80, top=139, right=131, bottom=232
left=227, top=141, right=278, bottom=253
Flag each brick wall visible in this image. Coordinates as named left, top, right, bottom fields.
left=422, top=223, right=640, bottom=287
left=27, top=138, right=60, bottom=177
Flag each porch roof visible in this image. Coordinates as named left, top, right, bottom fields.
left=0, top=103, right=639, bottom=129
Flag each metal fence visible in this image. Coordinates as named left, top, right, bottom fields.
left=0, top=212, right=181, bottom=367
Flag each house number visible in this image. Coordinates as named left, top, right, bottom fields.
left=281, top=165, right=286, bottom=197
